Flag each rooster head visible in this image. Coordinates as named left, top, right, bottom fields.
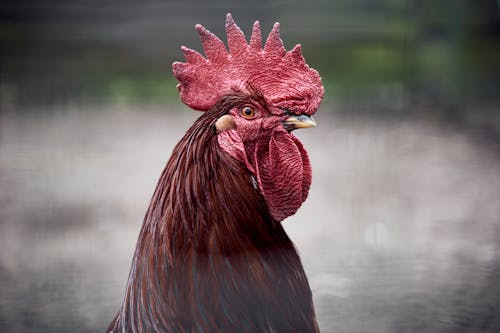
left=173, top=14, right=324, bottom=221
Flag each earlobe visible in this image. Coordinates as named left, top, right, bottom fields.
left=215, top=114, right=236, bottom=132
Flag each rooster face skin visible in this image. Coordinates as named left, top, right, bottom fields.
left=215, top=90, right=317, bottom=222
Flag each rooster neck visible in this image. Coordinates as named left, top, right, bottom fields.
left=108, top=98, right=319, bottom=333
left=148, top=108, right=287, bottom=253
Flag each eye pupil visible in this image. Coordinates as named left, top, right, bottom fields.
left=241, top=106, right=255, bottom=118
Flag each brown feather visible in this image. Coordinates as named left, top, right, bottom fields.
left=107, top=93, right=319, bottom=333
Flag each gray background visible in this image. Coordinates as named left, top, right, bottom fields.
left=1, top=1, right=500, bottom=332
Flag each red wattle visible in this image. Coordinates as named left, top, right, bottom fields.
left=218, top=127, right=311, bottom=221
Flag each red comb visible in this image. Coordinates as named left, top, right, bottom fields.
left=172, top=13, right=324, bottom=115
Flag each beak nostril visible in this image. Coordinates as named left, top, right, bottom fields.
left=279, top=107, right=293, bottom=116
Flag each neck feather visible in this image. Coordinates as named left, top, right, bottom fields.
left=108, top=99, right=319, bottom=333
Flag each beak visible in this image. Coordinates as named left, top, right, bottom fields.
left=283, top=114, right=317, bottom=130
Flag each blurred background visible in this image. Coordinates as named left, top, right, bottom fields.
left=1, top=0, right=499, bottom=332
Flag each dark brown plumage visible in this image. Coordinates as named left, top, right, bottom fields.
left=106, top=94, right=319, bottom=332
left=107, top=14, right=324, bottom=332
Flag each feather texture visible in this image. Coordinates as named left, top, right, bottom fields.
left=106, top=93, right=320, bottom=333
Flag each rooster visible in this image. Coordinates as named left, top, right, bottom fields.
left=107, top=14, right=324, bottom=333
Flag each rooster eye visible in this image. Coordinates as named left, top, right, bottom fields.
left=240, top=106, right=255, bottom=119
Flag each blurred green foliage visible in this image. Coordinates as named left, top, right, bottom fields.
left=1, top=0, right=499, bottom=117
left=107, top=77, right=179, bottom=105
